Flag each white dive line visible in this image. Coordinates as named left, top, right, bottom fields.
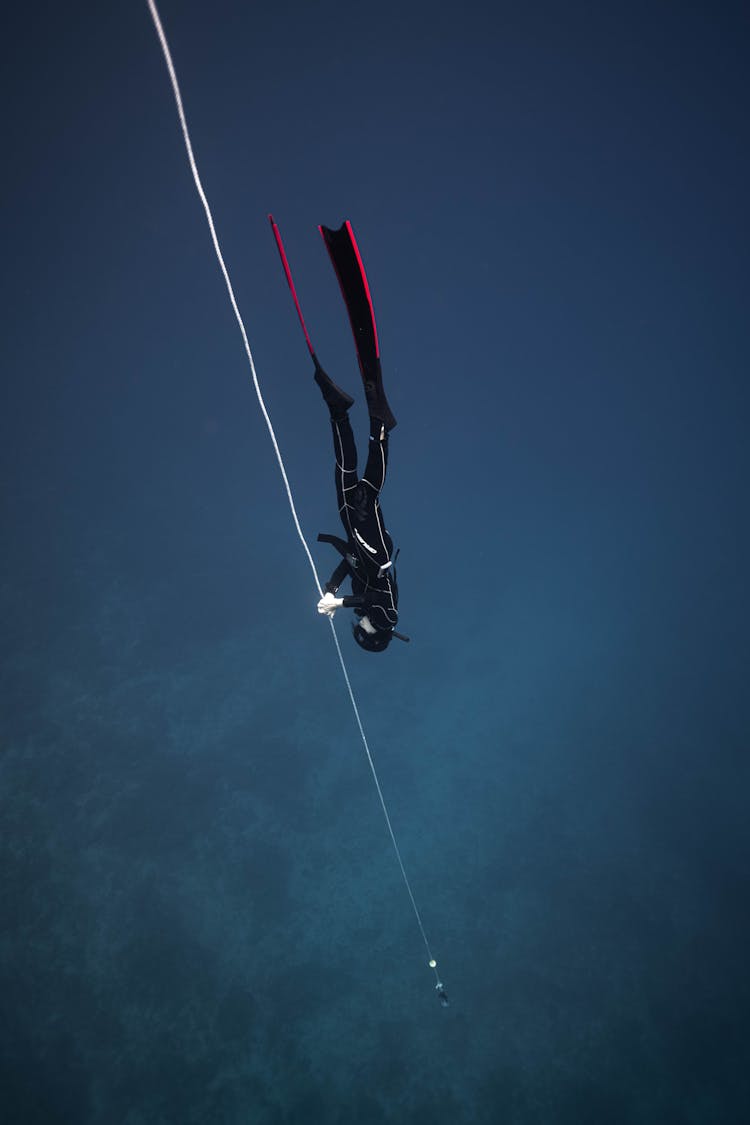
left=146, top=0, right=439, bottom=982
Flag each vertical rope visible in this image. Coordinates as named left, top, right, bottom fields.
left=146, top=0, right=439, bottom=982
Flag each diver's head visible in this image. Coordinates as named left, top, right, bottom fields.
left=352, top=613, right=393, bottom=653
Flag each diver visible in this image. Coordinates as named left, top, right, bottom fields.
left=270, top=217, right=408, bottom=652
left=435, top=981, right=449, bottom=1007
left=310, top=221, right=408, bottom=653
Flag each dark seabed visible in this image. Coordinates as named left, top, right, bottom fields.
left=2, top=1, right=749, bottom=1122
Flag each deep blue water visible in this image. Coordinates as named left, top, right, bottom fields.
left=2, top=2, right=749, bottom=1122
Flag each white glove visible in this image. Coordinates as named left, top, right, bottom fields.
left=317, top=592, right=344, bottom=617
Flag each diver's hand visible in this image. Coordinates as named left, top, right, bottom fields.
left=317, top=592, right=344, bottom=617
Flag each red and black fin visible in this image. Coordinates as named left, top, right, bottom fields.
left=320, top=222, right=397, bottom=430
left=270, top=214, right=354, bottom=418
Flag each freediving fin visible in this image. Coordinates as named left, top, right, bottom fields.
left=319, top=221, right=397, bottom=430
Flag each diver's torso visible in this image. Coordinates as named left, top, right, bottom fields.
left=342, top=486, right=392, bottom=572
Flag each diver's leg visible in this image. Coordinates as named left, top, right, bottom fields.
left=331, top=414, right=359, bottom=523
left=361, top=415, right=389, bottom=495
left=314, top=357, right=354, bottom=419
left=358, top=416, right=392, bottom=565
left=338, top=415, right=393, bottom=567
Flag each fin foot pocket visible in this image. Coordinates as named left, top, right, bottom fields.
left=314, top=363, right=354, bottom=418
left=363, top=369, right=397, bottom=431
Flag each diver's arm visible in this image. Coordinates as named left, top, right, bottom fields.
left=317, top=591, right=371, bottom=618
left=325, top=558, right=350, bottom=595
left=341, top=594, right=368, bottom=609
left=319, top=559, right=359, bottom=617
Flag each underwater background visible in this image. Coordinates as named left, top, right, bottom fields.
left=2, top=1, right=749, bottom=1122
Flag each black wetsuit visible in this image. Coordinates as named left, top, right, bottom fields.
left=320, top=414, right=399, bottom=632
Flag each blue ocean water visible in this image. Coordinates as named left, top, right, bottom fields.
left=2, top=2, right=749, bottom=1122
